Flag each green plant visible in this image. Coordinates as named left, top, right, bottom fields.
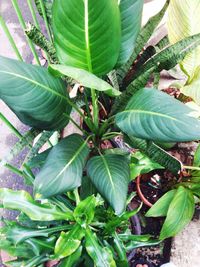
left=1, top=0, right=200, bottom=265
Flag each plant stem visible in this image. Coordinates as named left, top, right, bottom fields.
left=74, top=188, right=80, bottom=205
left=4, top=162, right=24, bottom=177
left=38, top=0, right=53, bottom=42
left=11, top=0, right=41, bottom=65
left=91, top=89, right=99, bottom=131
left=184, top=165, right=200, bottom=171
left=0, top=112, right=22, bottom=139
left=27, top=0, right=41, bottom=30
left=0, top=16, right=23, bottom=61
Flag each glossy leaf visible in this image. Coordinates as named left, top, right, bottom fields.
left=49, top=65, right=120, bottom=97
left=117, top=0, right=143, bottom=66
left=87, top=154, right=130, bottom=215
left=54, top=224, right=84, bottom=259
left=130, top=151, right=164, bottom=180
left=85, top=227, right=116, bottom=267
left=193, top=144, right=200, bottom=167
left=24, top=236, right=56, bottom=255
left=58, top=246, right=82, bottom=267
left=116, top=88, right=200, bottom=142
left=0, top=239, right=34, bottom=259
left=1, top=222, right=71, bottom=245
left=105, top=206, right=141, bottom=233
left=167, top=0, right=200, bottom=79
left=52, top=0, right=121, bottom=76
left=0, top=56, right=70, bottom=130
left=74, top=196, right=96, bottom=226
left=160, top=186, right=195, bottom=240
left=0, top=189, right=73, bottom=221
left=146, top=190, right=177, bottom=217
left=80, top=176, right=97, bottom=200
left=34, top=134, right=89, bottom=198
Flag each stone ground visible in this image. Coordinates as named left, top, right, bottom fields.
left=0, top=0, right=199, bottom=266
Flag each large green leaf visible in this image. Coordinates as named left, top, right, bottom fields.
left=146, top=190, right=177, bottom=217
left=160, top=186, right=195, bottom=240
left=1, top=222, right=71, bottom=245
left=85, top=227, right=116, bottom=267
left=0, top=56, right=70, bottom=130
left=116, top=88, right=200, bottom=142
left=54, top=224, right=84, bottom=259
left=117, top=0, right=143, bottom=66
left=87, top=154, right=130, bottom=215
left=58, top=246, right=82, bottom=267
left=0, top=189, right=73, bottom=221
left=49, top=64, right=120, bottom=97
left=34, top=134, right=89, bottom=198
left=52, top=0, right=121, bottom=76
left=167, top=0, right=200, bottom=79
left=87, top=154, right=130, bottom=214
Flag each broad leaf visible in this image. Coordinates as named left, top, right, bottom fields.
left=1, top=222, right=71, bottom=245
left=0, top=239, right=34, bottom=259
left=58, top=246, right=82, bottom=267
left=85, top=227, right=116, bottom=267
left=117, top=0, right=143, bottom=66
left=52, top=0, right=121, bottom=76
left=0, top=189, right=73, bottom=221
left=74, top=196, right=96, bottom=226
left=49, top=65, right=120, bottom=97
left=193, top=143, right=200, bottom=167
left=0, top=56, right=71, bottom=130
left=87, top=154, right=130, bottom=215
left=130, top=151, right=164, bottom=180
left=167, top=0, right=200, bottom=79
left=34, top=134, right=89, bottom=198
left=160, top=186, right=195, bottom=240
left=80, top=176, right=97, bottom=200
left=146, top=190, right=177, bottom=217
left=54, top=224, right=84, bottom=259
left=116, top=88, right=200, bottom=142
left=24, top=236, right=56, bottom=256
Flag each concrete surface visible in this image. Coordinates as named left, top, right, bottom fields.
left=0, top=1, right=199, bottom=267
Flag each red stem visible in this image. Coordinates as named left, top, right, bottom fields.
left=136, top=175, right=153, bottom=207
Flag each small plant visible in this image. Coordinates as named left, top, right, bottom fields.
left=1, top=0, right=200, bottom=265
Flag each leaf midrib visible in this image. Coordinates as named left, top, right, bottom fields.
left=101, top=155, right=116, bottom=193
left=84, top=0, right=93, bottom=73
left=119, top=109, right=179, bottom=121
left=0, top=70, right=67, bottom=101
left=53, top=139, right=88, bottom=182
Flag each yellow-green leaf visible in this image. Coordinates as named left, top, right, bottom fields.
left=167, top=0, right=200, bottom=79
